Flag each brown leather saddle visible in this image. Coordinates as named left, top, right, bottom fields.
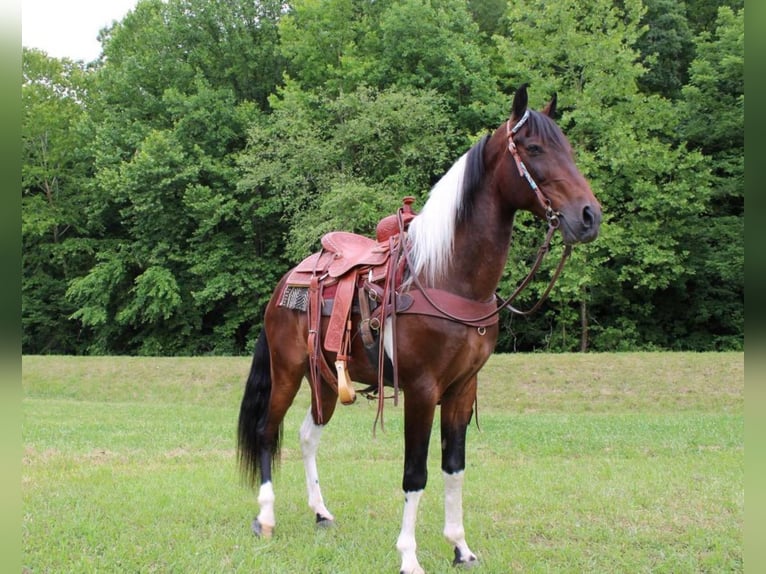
left=279, top=198, right=417, bottom=406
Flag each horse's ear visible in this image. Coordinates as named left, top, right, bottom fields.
left=511, top=83, right=529, bottom=120
left=543, top=92, right=558, bottom=118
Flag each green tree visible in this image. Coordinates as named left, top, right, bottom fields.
left=22, top=0, right=744, bottom=355
left=63, top=0, right=285, bottom=354
left=467, top=0, right=507, bottom=40
left=278, top=0, right=383, bottom=94
left=239, top=81, right=457, bottom=260
left=278, top=0, right=505, bottom=133
left=685, top=0, right=743, bottom=34
left=636, top=0, right=695, bottom=99
left=22, top=48, right=96, bottom=353
left=494, top=0, right=713, bottom=351
left=372, top=0, right=503, bottom=131
left=672, top=5, right=744, bottom=349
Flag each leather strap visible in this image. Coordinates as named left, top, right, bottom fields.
left=403, top=288, right=499, bottom=327
left=307, top=276, right=324, bottom=423
left=324, top=274, right=357, bottom=353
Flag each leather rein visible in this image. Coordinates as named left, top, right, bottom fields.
left=401, top=109, right=573, bottom=324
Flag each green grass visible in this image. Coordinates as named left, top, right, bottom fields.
left=22, top=353, right=743, bottom=573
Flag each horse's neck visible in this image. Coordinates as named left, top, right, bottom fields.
left=444, top=191, right=515, bottom=302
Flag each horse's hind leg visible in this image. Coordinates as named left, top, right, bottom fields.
left=440, top=375, right=478, bottom=566
left=300, top=384, right=338, bottom=526
left=252, top=360, right=303, bottom=538
left=249, top=322, right=306, bottom=538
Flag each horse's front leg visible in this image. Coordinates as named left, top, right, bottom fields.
left=397, top=392, right=437, bottom=574
left=441, top=376, right=478, bottom=567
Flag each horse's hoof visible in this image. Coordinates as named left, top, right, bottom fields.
left=251, top=519, right=273, bottom=539
left=452, top=548, right=478, bottom=568
left=315, top=513, right=335, bottom=528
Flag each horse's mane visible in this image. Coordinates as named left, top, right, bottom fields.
left=407, top=135, right=489, bottom=287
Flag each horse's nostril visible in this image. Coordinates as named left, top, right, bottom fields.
left=582, top=205, right=595, bottom=228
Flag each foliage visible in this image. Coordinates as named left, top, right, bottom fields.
left=492, top=0, right=729, bottom=351
left=22, top=48, right=96, bottom=353
left=278, top=0, right=505, bottom=131
left=21, top=0, right=744, bottom=354
left=239, top=81, right=457, bottom=259
left=635, top=0, right=695, bottom=99
left=673, top=5, right=744, bottom=350
left=45, top=0, right=286, bottom=354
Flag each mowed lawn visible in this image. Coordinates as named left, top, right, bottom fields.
left=22, top=352, right=743, bottom=573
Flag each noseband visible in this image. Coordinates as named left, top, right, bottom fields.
left=506, top=110, right=561, bottom=228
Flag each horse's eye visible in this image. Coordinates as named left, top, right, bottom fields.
left=526, top=144, right=543, bottom=155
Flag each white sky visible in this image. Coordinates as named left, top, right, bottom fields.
left=21, top=0, right=139, bottom=62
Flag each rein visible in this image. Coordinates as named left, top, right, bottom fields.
left=400, top=110, right=573, bottom=324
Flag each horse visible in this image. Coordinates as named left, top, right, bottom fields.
left=237, top=84, right=602, bottom=574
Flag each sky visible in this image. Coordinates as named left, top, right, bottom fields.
left=21, top=0, right=139, bottom=62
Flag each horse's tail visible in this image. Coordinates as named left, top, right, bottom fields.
left=237, top=330, right=282, bottom=487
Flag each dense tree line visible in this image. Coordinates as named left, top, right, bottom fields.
left=22, top=0, right=743, bottom=355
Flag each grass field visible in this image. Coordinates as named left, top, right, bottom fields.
left=22, top=352, right=743, bottom=573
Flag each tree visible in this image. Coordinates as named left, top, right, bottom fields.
left=671, top=5, right=744, bottom=349
left=494, top=0, right=713, bottom=351
left=22, top=48, right=96, bottom=353
left=22, top=0, right=744, bottom=355
left=239, top=81, right=457, bottom=261
left=62, top=0, right=286, bottom=354
left=685, top=0, right=743, bottom=34
left=278, top=0, right=506, bottom=133
left=635, top=0, right=695, bottom=99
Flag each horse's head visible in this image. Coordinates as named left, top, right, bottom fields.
left=503, top=84, right=601, bottom=245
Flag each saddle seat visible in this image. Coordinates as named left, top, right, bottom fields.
left=287, top=231, right=391, bottom=286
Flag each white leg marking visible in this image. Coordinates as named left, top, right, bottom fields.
left=443, top=471, right=477, bottom=564
left=256, top=481, right=275, bottom=534
left=299, top=408, right=334, bottom=521
left=397, top=490, right=425, bottom=574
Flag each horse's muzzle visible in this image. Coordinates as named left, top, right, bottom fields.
left=560, top=203, right=602, bottom=245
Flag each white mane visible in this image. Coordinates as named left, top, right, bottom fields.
left=406, top=152, right=469, bottom=287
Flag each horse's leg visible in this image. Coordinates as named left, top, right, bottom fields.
left=300, top=382, right=338, bottom=526
left=440, top=375, right=479, bottom=566
left=252, top=334, right=305, bottom=538
left=397, top=387, right=438, bottom=574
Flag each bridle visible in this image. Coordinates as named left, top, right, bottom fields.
left=505, top=109, right=562, bottom=228
left=401, top=109, right=573, bottom=322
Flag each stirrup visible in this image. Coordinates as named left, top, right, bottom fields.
left=335, top=359, right=356, bottom=405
